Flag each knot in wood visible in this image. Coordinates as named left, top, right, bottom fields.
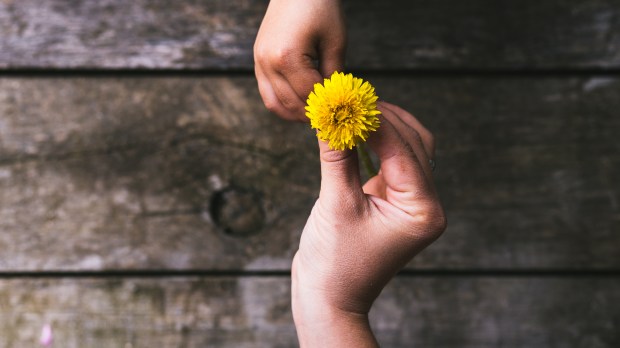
left=209, top=187, right=265, bottom=237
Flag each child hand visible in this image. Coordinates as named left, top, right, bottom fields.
left=254, top=0, right=346, bottom=121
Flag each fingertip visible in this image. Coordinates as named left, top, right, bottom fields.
left=256, top=67, right=309, bottom=122
left=256, top=77, right=287, bottom=118
left=284, top=67, right=323, bottom=106
left=319, top=55, right=345, bottom=78
left=271, top=77, right=308, bottom=118
left=318, top=44, right=346, bottom=78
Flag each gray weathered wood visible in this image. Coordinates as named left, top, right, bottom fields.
left=0, top=77, right=318, bottom=271
left=346, top=0, right=620, bottom=70
left=1, top=0, right=619, bottom=69
left=372, top=277, right=620, bottom=347
left=373, top=75, right=620, bottom=270
left=0, top=277, right=618, bottom=347
left=0, top=277, right=296, bottom=348
left=1, top=77, right=618, bottom=271
left=0, top=0, right=265, bottom=69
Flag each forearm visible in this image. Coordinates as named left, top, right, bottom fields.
left=292, top=273, right=379, bottom=347
left=292, top=299, right=379, bottom=347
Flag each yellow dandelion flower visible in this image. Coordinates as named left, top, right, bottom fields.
left=305, top=71, right=381, bottom=151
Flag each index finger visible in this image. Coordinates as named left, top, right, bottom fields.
left=378, top=103, right=435, bottom=186
left=379, top=101, right=435, bottom=159
left=366, top=116, right=434, bottom=215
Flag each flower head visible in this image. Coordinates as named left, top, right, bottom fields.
left=305, top=72, right=381, bottom=151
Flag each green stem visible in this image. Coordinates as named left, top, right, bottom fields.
left=357, top=143, right=377, bottom=178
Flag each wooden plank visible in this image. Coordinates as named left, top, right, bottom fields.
left=0, top=77, right=319, bottom=271
left=0, top=277, right=296, bottom=348
left=0, top=76, right=618, bottom=271
left=0, top=0, right=265, bottom=69
left=0, top=277, right=618, bottom=347
left=372, top=76, right=620, bottom=270
left=346, top=0, right=620, bottom=70
left=372, top=277, right=620, bottom=347
left=1, top=0, right=619, bottom=70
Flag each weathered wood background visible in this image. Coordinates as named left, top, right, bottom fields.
left=1, top=0, right=619, bottom=347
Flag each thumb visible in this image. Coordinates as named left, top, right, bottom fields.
left=317, top=140, right=365, bottom=210
left=319, top=42, right=346, bottom=78
left=317, top=2, right=347, bottom=77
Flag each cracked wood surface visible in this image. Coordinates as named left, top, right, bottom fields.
left=1, top=76, right=618, bottom=271
left=0, top=277, right=618, bottom=348
left=1, top=0, right=619, bottom=70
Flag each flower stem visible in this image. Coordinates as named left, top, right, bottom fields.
left=357, top=143, right=377, bottom=178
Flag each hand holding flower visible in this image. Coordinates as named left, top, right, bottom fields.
left=293, top=102, right=446, bottom=347
left=254, top=0, right=346, bottom=121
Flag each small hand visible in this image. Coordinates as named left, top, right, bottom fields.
left=254, top=0, right=346, bottom=121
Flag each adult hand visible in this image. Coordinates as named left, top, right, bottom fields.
left=254, top=0, right=346, bottom=121
left=292, top=102, right=447, bottom=347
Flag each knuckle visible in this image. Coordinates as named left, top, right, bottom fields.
left=278, top=93, right=298, bottom=111
left=320, top=148, right=353, bottom=164
left=426, top=203, right=447, bottom=237
left=277, top=92, right=305, bottom=116
left=270, top=47, right=295, bottom=71
left=407, top=201, right=447, bottom=241
left=432, top=207, right=448, bottom=235
left=253, top=42, right=269, bottom=62
left=263, top=97, right=279, bottom=114
left=254, top=44, right=295, bottom=71
left=410, top=129, right=423, bottom=145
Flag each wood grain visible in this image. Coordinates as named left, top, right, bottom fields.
left=2, top=1, right=616, bottom=345
left=372, top=276, right=620, bottom=347
left=1, top=76, right=618, bottom=271
left=1, top=0, right=619, bottom=70
left=373, top=75, right=620, bottom=270
left=0, top=77, right=318, bottom=271
left=0, top=277, right=618, bottom=347
left=346, top=0, right=620, bottom=70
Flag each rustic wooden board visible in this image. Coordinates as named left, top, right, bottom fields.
left=0, top=0, right=265, bottom=70
left=372, top=276, right=620, bottom=348
left=0, top=77, right=319, bottom=271
left=1, top=77, right=618, bottom=271
left=0, top=277, right=296, bottom=348
left=1, top=0, right=619, bottom=69
left=373, top=75, right=620, bottom=270
left=0, top=277, right=618, bottom=347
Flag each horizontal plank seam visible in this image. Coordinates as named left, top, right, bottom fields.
left=1, top=269, right=619, bottom=279
left=2, top=68, right=620, bottom=78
